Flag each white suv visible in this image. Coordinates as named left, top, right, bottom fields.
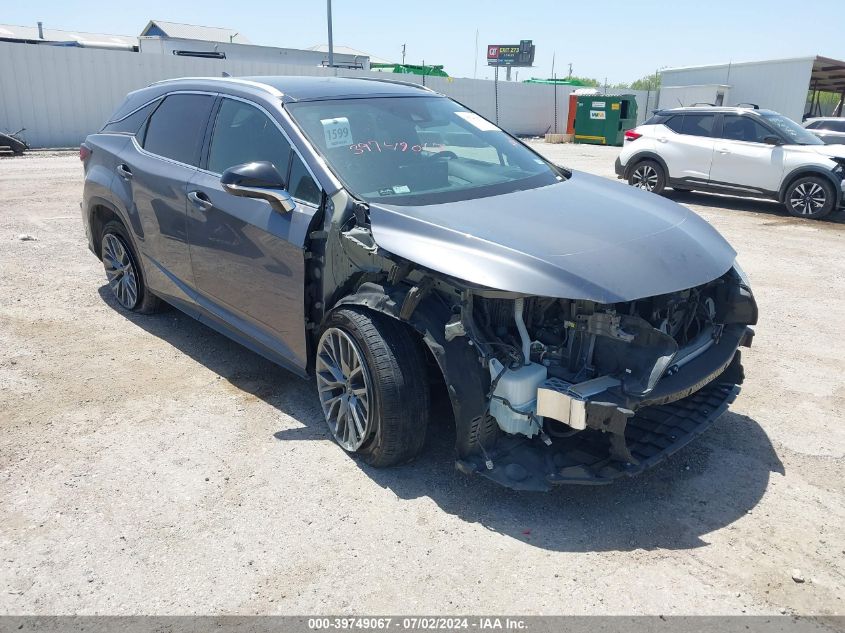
left=615, top=106, right=845, bottom=219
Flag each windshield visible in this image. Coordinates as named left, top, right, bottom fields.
left=286, top=96, right=563, bottom=205
left=761, top=113, right=823, bottom=145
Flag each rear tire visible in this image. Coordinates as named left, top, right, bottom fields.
left=100, top=220, right=163, bottom=313
left=628, top=159, right=666, bottom=194
left=316, top=308, right=430, bottom=467
left=783, top=176, right=835, bottom=219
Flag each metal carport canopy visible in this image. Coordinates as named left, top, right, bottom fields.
left=810, top=56, right=845, bottom=92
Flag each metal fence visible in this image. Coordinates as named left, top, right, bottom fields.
left=0, top=42, right=650, bottom=148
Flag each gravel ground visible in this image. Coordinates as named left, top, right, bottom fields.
left=0, top=145, right=843, bottom=616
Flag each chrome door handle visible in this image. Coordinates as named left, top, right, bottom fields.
left=657, top=137, right=668, bottom=143
left=116, top=163, right=133, bottom=179
left=187, top=191, right=213, bottom=211
left=717, top=147, right=731, bottom=154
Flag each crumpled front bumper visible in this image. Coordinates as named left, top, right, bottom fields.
left=456, top=331, right=749, bottom=491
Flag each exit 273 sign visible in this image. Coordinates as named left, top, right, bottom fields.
left=486, top=40, right=535, bottom=67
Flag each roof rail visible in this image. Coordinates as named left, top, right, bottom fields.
left=346, top=75, right=438, bottom=93
left=148, top=76, right=284, bottom=97
left=734, top=102, right=760, bottom=109
left=690, top=102, right=716, bottom=107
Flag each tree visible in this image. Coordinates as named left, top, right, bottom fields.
left=567, top=75, right=600, bottom=87
left=630, top=72, right=662, bottom=91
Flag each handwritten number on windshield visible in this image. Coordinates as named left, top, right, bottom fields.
left=350, top=141, right=444, bottom=155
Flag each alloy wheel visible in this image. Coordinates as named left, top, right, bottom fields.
left=316, top=327, right=373, bottom=451
left=632, top=164, right=659, bottom=191
left=102, top=233, right=139, bottom=309
left=789, top=182, right=827, bottom=215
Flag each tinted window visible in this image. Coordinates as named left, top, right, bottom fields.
left=288, top=154, right=321, bottom=205
left=644, top=113, right=672, bottom=125
left=103, top=100, right=159, bottom=135
left=664, top=116, right=683, bottom=133
left=207, top=98, right=292, bottom=175
left=681, top=114, right=715, bottom=137
left=806, top=121, right=822, bottom=130
left=720, top=115, right=772, bottom=143
left=142, top=94, right=215, bottom=166
left=818, top=120, right=845, bottom=132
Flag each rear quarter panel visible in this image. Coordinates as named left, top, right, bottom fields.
left=82, top=133, right=133, bottom=252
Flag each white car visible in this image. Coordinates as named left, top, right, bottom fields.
left=615, top=106, right=845, bottom=219
left=804, top=117, right=845, bottom=145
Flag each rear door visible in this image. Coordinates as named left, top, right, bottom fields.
left=186, top=96, right=323, bottom=372
left=658, top=113, right=717, bottom=182
left=112, top=92, right=216, bottom=307
left=709, top=114, right=785, bottom=193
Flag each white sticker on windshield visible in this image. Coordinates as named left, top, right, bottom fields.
left=392, top=185, right=411, bottom=194
left=455, top=111, right=499, bottom=132
left=321, top=117, right=353, bottom=148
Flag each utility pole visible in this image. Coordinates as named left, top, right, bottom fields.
left=473, top=30, right=478, bottom=79
left=568, top=62, right=572, bottom=79
left=326, top=0, right=334, bottom=68
left=401, top=43, right=406, bottom=66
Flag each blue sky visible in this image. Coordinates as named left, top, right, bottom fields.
left=5, top=0, right=845, bottom=83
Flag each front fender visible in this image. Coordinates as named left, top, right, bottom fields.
left=333, top=282, right=488, bottom=458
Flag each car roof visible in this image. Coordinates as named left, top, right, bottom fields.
left=150, top=75, right=438, bottom=103
left=654, top=106, right=778, bottom=116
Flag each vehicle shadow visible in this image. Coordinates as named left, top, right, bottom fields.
left=665, top=189, right=845, bottom=225
left=100, top=285, right=784, bottom=553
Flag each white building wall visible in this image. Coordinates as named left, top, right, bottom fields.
left=661, top=57, right=815, bottom=122
left=0, top=42, right=654, bottom=147
left=139, top=37, right=369, bottom=70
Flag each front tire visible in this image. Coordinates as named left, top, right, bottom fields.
left=784, top=176, right=835, bottom=219
left=628, top=159, right=666, bottom=194
left=316, top=308, right=430, bottom=467
left=100, top=220, right=162, bottom=313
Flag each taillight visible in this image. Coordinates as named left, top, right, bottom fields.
left=624, top=129, right=642, bottom=141
left=79, top=144, right=92, bottom=161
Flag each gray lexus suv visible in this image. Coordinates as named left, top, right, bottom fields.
left=81, top=76, right=757, bottom=490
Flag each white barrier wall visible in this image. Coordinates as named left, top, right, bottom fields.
left=0, top=41, right=650, bottom=148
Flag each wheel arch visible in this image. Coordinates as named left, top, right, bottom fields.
left=329, top=282, right=488, bottom=459
left=623, top=151, right=670, bottom=180
left=86, top=197, right=124, bottom=259
left=778, top=167, right=842, bottom=205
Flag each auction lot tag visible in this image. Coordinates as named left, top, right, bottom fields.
left=321, top=117, right=353, bottom=148
left=455, top=111, right=499, bottom=131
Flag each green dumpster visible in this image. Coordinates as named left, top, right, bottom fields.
left=573, top=94, right=638, bottom=146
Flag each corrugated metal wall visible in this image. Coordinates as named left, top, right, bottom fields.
left=661, top=58, right=815, bottom=122
left=0, top=42, right=652, bottom=148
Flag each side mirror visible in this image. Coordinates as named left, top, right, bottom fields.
left=220, top=161, right=296, bottom=213
left=763, top=136, right=782, bottom=146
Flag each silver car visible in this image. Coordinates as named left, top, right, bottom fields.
left=80, top=76, right=757, bottom=490
left=804, top=117, right=845, bottom=145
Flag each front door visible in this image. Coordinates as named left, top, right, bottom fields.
left=186, top=97, right=323, bottom=372
left=709, top=114, right=785, bottom=194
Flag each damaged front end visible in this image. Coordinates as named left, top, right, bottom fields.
left=313, top=186, right=757, bottom=492
left=450, top=271, right=757, bottom=490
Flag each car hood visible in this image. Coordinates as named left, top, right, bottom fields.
left=788, top=143, right=845, bottom=158
left=811, top=144, right=845, bottom=158
left=368, top=170, right=736, bottom=303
